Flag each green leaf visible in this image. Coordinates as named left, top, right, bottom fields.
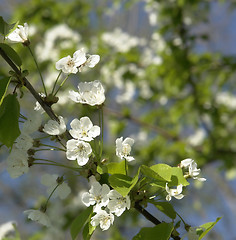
left=198, top=217, right=222, bottom=240
left=150, top=164, right=172, bottom=181
left=0, top=17, right=18, bottom=36
left=141, top=165, right=168, bottom=182
left=0, top=94, right=20, bottom=147
left=82, top=222, right=96, bottom=240
left=151, top=201, right=176, bottom=219
left=170, top=167, right=189, bottom=186
left=107, top=160, right=127, bottom=175
left=0, top=76, right=11, bottom=106
left=132, top=222, right=174, bottom=240
left=0, top=43, right=22, bottom=67
left=70, top=206, right=93, bottom=240
left=109, top=169, right=140, bottom=197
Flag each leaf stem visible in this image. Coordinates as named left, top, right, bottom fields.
left=51, top=70, right=62, bottom=95
left=54, top=74, right=70, bottom=96
left=27, top=46, right=47, bottom=96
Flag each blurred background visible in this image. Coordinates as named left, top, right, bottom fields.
left=0, top=0, right=236, bottom=239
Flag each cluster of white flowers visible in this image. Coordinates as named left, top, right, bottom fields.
left=180, top=158, right=206, bottom=182
left=66, top=116, right=100, bottom=166
left=81, top=176, right=130, bottom=231
left=55, top=48, right=100, bottom=74
left=101, top=28, right=146, bottom=53
left=165, top=158, right=206, bottom=201
left=7, top=110, right=42, bottom=178
left=215, top=91, right=236, bottom=110
left=35, top=24, right=82, bottom=62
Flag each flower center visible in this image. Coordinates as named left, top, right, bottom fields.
left=67, top=59, right=75, bottom=68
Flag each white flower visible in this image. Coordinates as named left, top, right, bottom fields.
left=181, top=227, right=202, bottom=240
left=7, top=148, right=29, bottom=178
left=68, top=80, right=105, bottom=106
left=69, top=116, right=100, bottom=141
left=91, top=209, right=114, bottom=231
left=66, top=139, right=92, bottom=166
left=81, top=177, right=110, bottom=211
left=43, top=116, right=66, bottom=135
left=15, top=133, right=33, bottom=151
left=22, top=110, right=42, bottom=134
left=24, top=209, right=51, bottom=227
left=7, top=23, right=29, bottom=43
left=34, top=93, right=46, bottom=114
left=107, top=190, right=130, bottom=216
left=116, top=137, right=135, bottom=162
left=41, top=174, right=71, bottom=200
left=180, top=159, right=206, bottom=182
left=55, top=48, right=87, bottom=74
left=78, top=54, right=100, bottom=72
left=0, top=221, right=16, bottom=239
left=165, top=183, right=184, bottom=201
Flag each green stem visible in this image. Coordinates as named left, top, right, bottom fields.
left=44, top=184, right=60, bottom=208
left=40, top=143, right=66, bottom=151
left=176, top=211, right=187, bottom=226
left=51, top=70, right=62, bottom=95
left=54, top=74, right=70, bottom=96
left=27, top=46, right=47, bottom=96
left=33, top=162, right=80, bottom=171
left=125, top=159, right=128, bottom=175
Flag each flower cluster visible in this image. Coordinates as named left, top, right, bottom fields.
left=81, top=176, right=130, bottom=231
left=7, top=110, right=42, bottom=178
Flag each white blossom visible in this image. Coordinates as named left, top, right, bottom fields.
left=91, top=209, right=114, bottom=231
left=181, top=227, right=202, bottom=240
left=116, top=137, right=135, bottom=162
left=15, top=133, right=33, bottom=151
left=107, top=190, right=130, bottom=216
left=0, top=221, right=16, bottom=239
left=7, top=148, right=29, bottom=178
left=43, top=116, right=66, bottom=135
left=180, top=159, right=206, bottom=182
left=7, top=23, right=29, bottom=43
left=41, top=174, right=71, bottom=200
left=81, top=177, right=110, bottom=211
left=69, top=116, right=100, bottom=141
left=22, top=110, right=42, bottom=134
left=69, top=80, right=105, bottom=106
left=24, top=209, right=51, bottom=227
left=78, top=54, right=100, bottom=72
left=165, top=183, right=184, bottom=201
left=66, top=139, right=92, bottom=166
left=56, top=48, right=87, bottom=74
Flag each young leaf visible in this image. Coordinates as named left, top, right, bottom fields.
left=0, top=17, right=18, bottom=36
left=109, top=169, right=140, bottom=197
left=0, top=76, right=11, bottom=106
left=132, top=222, right=174, bottom=240
left=0, top=94, right=20, bottom=147
left=170, top=167, right=189, bottom=186
left=82, top=222, right=96, bottom=240
left=151, top=201, right=176, bottom=219
left=150, top=164, right=172, bottom=181
left=0, top=43, right=22, bottom=67
left=141, top=165, right=168, bottom=182
left=70, top=206, right=93, bottom=240
left=107, top=160, right=127, bottom=175
left=198, top=217, right=222, bottom=240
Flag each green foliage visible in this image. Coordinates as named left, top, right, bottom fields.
left=0, top=17, right=18, bottom=37
left=0, top=43, right=22, bottom=67
left=109, top=169, right=139, bottom=197
left=0, top=94, right=20, bottom=147
left=151, top=201, right=176, bottom=219
left=197, top=217, right=222, bottom=240
left=132, top=222, right=174, bottom=240
left=0, top=76, right=11, bottom=106
left=82, top=221, right=96, bottom=240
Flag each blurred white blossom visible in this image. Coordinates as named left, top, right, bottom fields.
left=43, top=116, right=66, bottom=135
left=0, top=221, right=16, bottom=239
left=24, top=210, right=51, bottom=227
left=69, top=80, right=105, bottom=106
